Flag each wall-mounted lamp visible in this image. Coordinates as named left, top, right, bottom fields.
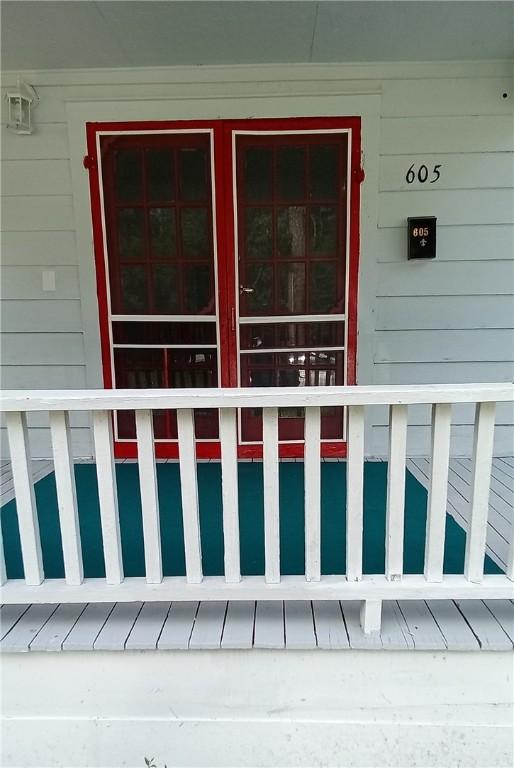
left=5, top=78, right=39, bottom=134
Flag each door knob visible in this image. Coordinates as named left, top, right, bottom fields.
left=239, top=285, right=254, bottom=294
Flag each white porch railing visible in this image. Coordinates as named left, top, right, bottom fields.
left=1, top=383, right=513, bottom=634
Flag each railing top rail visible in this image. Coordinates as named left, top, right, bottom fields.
left=1, top=383, right=513, bottom=412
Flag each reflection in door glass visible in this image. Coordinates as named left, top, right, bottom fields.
left=277, top=207, right=306, bottom=258
left=153, top=265, right=179, bottom=312
left=245, top=208, right=273, bottom=259
left=310, top=262, right=337, bottom=313
left=278, top=263, right=306, bottom=313
left=118, top=208, right=145, bottom=260
left=246, top=263, right=273, bottom=311
left=150, top=208, right=176, bottom=258
left=181, top=208, right=210, bottom=258
left=121, top=266, right=147, bottom=312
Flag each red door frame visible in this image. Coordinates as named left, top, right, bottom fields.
left=85, top=117, right=362, bottom=459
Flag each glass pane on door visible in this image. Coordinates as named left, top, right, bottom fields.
left=236, top=132, right=349, bottom=442
left=100, top=132, right=219, bottom=441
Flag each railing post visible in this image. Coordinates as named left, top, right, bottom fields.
left=360, top=599, right=382, bottom=634
left=263, top=407, right=280, bottom=583
left=49, top=410, right=83, bottom=585
left=424, top=403, right=452, bottom=582
left=177, top=408, right=203, bottom=584
left=385, top=404, right=408, bottom=581
left=346, top=405, right=365, bottom=581
left=304, top=406, right=321, bottom=582
left=219, top=408, right=241, bottom=583
left=6, top=411, right=44, bottom=585
left=135, top=409, right=163, bottom=584
left=465, top=401, right=496, bottom=583
left=92, top=410, right=123, bottom=585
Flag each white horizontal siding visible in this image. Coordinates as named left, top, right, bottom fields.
left=1, top=195, right=75, bottom=231
left=0, top=60, right=512, bottom=456
left=376, top=296, right=514, bottom=331
left=1, top=230, right=78, bottom=266
left=380, top=77, right=514, bottom=118
left=1, top=124, right=70, bottom=160
left=1, top=365, right=87, bottom=389
left=1, top=333, right=85, bottom=365
left=374, top=362, right=514, bottom=386
left=1, top=300, right=83, bottom=332
left=0, top=159, right=72, bottom=196
left=374, top=329, right=513, bottom=364
left=380, top=115, right=514, bottom=155
left=376, top=261, right=514, bottom=297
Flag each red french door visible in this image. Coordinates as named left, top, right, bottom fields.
left=86, top=117, right=361, bottom=458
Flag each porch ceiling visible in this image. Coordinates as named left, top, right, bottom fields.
left=1, top=1, right=513, bottom=72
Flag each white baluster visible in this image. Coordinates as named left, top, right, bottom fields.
left=177, top=409, right=202, bottom=584
left=92, top=410, right=123, bottom=584
left=304, top=406, right=321, bottom=582
left=507, top=538, right=514, bottom=581
left=49, top=410, right=83, bottom=585
left=465, top=402, right=496, bottom=583
left=219, top=408, right=240, bottom=583
left=424, top=403, right=452, bottom=582
left=6, top=411, right=43, bottom=585
left=263, top=407, right=280, bottom=583
left=346, top=405, right=365, bottom=581
left=385, top=404, right=408, bottom=581
left=135, top=410, right=162, bottom=584
left=0, top=523, right=7, bottom=585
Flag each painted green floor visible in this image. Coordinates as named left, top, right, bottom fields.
left=2, top=462, right=502, bottom=579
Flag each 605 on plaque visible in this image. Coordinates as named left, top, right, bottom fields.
left=406, top=164, right=442, bottom=184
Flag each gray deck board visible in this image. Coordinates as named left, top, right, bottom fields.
left=93, top=602, right=143, bottom=651
left=221, top=600, right=255, bottom=649
left=380, top=601, right=414, bottom=649
left=189, top=601, right=227, bottom=649
left=125, top=601, right=170, bottom=650
left=397, top=600, right=447, bottom=650
left=62, top=602, right=115, bottom=651
left=0, top=604, right=57, bottom=652
left=0, top=604, right=30, bottom=640
left=29, top=603, right=86, bottom=652
left=482, top=600, right=514, bottom=645
left=312, top=600, right=349, bottom=649
left=158, top=601, right=198, bottom=649
left=284, top=600, right=317, bottom=649
left=426, top=600, right=480, bottom=651
left=2, top=598, right=513, bottom=652
left=253, top=600, right=285, bottom=649
left=456, top=600, right=514, bottom=650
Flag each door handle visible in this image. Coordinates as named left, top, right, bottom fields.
left=240, top=285, right=254, bottom=294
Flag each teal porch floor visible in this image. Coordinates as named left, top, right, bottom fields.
left=1, top=461, right=501, bottom=579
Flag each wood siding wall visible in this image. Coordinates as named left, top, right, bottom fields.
left=1, top=61, right=513, bottom=456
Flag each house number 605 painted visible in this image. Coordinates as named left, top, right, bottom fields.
left=405, top=164, right=442, bottom=184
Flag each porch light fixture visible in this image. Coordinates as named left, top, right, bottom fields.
left=5, top=78, right=39, bottom=134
